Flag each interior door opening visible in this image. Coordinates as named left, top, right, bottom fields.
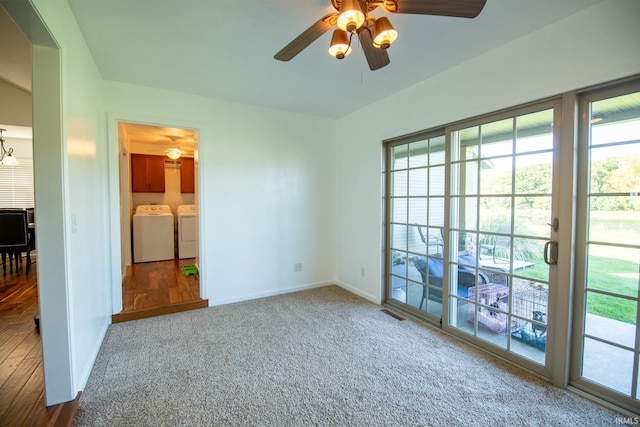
left=116, top=121, right=202, bottom=316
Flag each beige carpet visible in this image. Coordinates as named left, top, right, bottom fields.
left=73, top=285, right=621, bottom=426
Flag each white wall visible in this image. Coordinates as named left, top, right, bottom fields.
left=28, top=0, right=111, bottom=404
left=335, top=0, right=640, bottom=303
left=103, top=82, right=337, bottom=307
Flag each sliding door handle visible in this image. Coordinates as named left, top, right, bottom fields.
left=544, top=241, right=558, bottom=265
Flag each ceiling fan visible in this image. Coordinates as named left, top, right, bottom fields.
left=274, top=0, right=487, bottom=70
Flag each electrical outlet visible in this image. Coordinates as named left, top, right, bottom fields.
left=361, top=267, right=365, bottom=277
left=294, top=263, right=302, bottom=272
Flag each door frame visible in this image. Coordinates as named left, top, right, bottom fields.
left=570, top=77, right=640, bottom=414
left=383, top=96, right=575, bottom=384
left=107, top=113, right=205, bottom=313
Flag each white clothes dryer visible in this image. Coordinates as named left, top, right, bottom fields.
left=177, top=204, right=197, bottom=259
left=133, top=204, right=175, bottom=263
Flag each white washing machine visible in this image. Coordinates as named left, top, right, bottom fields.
left=133, top=204, right=175, bottom=263
left=177, top=204, right=197, bottom=259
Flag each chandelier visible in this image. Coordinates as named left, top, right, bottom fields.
left=0, top=129, right=19, bottom=166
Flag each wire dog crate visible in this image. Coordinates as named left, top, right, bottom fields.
left=466, top=283, right=510, bottom=333
left=466, top=281, right=549, bottom=348
left=510, top=282, right=549, bottom=351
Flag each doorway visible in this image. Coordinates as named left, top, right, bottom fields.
left=385, top=98, right=560, bottom=378
left=115, top=121, right=204, bottom=317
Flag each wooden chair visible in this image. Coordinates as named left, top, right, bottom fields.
left=0, top=209, right=31, bottom=275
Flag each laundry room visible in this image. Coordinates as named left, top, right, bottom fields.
left=118, top=121, right=199, bottom=266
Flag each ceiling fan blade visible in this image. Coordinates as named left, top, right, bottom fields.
left=386, top=0, right=487, bottom=18
left=357, top=25, right=390, bottom=70
left=274, top=14, right=338, bottom=61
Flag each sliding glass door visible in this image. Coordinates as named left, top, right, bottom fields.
left=386, top=132, right=446, bottom=322
left=446, top=101, right=559, bottom=375
left=385, top=100, right=561, bottom=376
left=384, top=77, right=640, bottom=413
left=572, top=83, right=640, bottom=414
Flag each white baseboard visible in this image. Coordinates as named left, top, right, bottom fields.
left=75, top=321, right=110, bottom=395
left=208, top=280, right=335, bottom=307
left=334, top=280, right=381, bottom=305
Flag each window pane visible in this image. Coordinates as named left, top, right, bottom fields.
left=480, top=118, right=514, bottom=158
left=515, top=152, right=552, bottom=195
left=587, top=245, right=639, bottom=299
left=585, top=292, right=636, bottom=348
left=480, top=157, right=512, bottom=195
left=0, top=159, right=35, bottom=208
left=408, top=168, right=427, bottom=196
left=391, top=224, right=408, bottom=251
left=453, top=196, right=478, bottom=231
left=514, top=196, right=552, bottom=238
left=478, top=197, right=511, bottom=232
left=409, top=140, right=428, bottom=168
left=583, top=338, right=634, bottom=395
left=391, top=170, right=407, bottom=196
left=391, top=197, right=407, bottom=224
left=459, top=126, right=479, bottom=149
left=430, top=136, right=446, bottom=165
left=429, top=197, right=445, bottom=226
left=588, top=199, right=640, bottom=246
left=451, top=160, right=478, bottom=196
left=516, top=109, right=554, bottom=153
left=590, top=145, right=640, bottom=194
left=408, top=197, right=427, bottom=227
left=591, top=92, right=640, bottom=146
left=391, top=145, right=408, bottom=169
left=429, top=166, right=445, bottom=196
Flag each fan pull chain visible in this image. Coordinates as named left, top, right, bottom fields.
left=358, top=34, right=364, bottom=83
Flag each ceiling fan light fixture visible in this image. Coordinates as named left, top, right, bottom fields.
left=337, top=0, right=365, bottom=33
left=373, top=17, right=398, bottom=49
left=328, top=29, right=352, bottom=59
left=165, top=148, right=182, bottom=160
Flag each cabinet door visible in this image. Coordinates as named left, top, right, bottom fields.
left=146, top=156, right=166, bottom=192
left=131, top=154, right=166, bottom=193
left=131, top=154, right=150, bottom=192
left=180, top=157, right=195, bottom=193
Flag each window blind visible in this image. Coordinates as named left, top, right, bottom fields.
left=0, top=159, right=34, bottom=208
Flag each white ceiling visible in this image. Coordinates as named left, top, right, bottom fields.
left=65, top=0, right=604, bottom=119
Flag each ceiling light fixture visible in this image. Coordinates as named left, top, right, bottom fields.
left=275, top=0, right=487, bottom=71
left=165, top=148, right=182, bottom=160
left=328, top=29, right=352, bottom=59
left=328, top=15, right=397, bottom=61
left=0, top=129, right=19, bottom=166
left=336, top=0, right=365, bottom=33
left=372, top=17, right=397, bottom=49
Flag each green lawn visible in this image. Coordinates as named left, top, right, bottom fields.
left=518, top=256, right=637, bottom=325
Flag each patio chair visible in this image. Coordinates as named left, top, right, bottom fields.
left=480, top=224, right=511, bottom=263
left=412, top=253, right=489, bottom=309
left=414, top=224, right=443, bottom=255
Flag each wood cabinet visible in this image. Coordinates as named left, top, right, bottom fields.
left=180, top=157, right=195, bottom=193
left=131, top=154, right=165, bottom=193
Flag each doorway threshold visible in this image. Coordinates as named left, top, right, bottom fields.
left=112, top=299, right=208, bottom=323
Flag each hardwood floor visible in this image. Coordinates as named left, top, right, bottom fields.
left=0, top=259, right=78, bottom=427
left=0, top=257, right=204, bottom=425
left=115, top=258, right=206, bottom=322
